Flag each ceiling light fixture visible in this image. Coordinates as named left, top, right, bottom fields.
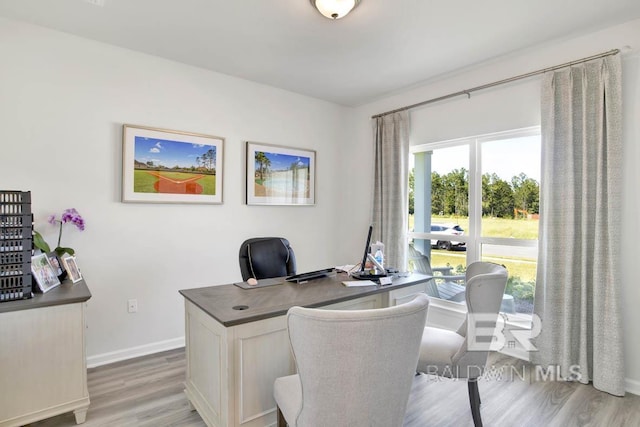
left=310, top=0, right=360, bottom=20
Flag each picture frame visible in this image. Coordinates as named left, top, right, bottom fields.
left=46, top=251, right=64, bottom=276
left=122, top=124, right=224, bottom=204
left=31, top=253, right=61, bottom=293
left=61, top=255, right=83, bottom=283
left=246, top=141, right=316, bottom=206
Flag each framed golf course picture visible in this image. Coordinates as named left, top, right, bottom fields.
left=246, top=141, right=315, bottom=206
left=122, top=125, right=224, bottom=204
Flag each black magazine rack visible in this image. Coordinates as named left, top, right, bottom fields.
left=0, top=191, right=33, bottom=302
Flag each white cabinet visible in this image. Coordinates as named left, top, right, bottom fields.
left=0, top=281, right=91, bottom=427
left=0, top=302, right=90, bottom=427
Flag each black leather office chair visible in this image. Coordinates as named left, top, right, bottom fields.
left=238, top=237, right=297, bottom=281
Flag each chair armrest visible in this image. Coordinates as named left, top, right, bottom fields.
left=432, top=266, right=454, bottom=274
left=433, top=273, right=466, bottom=283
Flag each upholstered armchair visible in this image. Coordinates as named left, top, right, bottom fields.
left=417, top=262, right=508, bottom=427
left=273, top=294, right=430, bottom=427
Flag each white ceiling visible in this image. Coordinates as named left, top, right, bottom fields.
left=1, top=0, right=640, bottom=106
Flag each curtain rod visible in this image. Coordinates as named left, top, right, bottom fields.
left=371, top=48, right=620, bottom=119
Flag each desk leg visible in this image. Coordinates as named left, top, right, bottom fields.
left=74, top=405, right=89, bottom=424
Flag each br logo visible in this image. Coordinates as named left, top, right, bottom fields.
left=466, top=312, right=542, bottom=352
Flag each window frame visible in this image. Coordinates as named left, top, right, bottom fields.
left=409, top=126, right=540, bottom=317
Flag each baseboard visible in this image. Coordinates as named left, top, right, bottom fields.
left=86, top=337, right=185, bottom=368
left=626, top=378, right=640, bottom=396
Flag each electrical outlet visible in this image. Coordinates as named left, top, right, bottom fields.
left=127, top=299, right=138, bottom=313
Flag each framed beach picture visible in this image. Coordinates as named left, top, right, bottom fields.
left=122, top=124, right=224, bottom=204
left=61, top=255, right=83, bottom=283
left=31, top=253, right=61, bottom=293
left=246, top=142, right=316, bottom=206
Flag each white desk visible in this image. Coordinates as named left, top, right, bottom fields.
left=179, top=273, right=430, bottom=427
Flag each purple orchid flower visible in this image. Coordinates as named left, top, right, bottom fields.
left=61, top=208, right=86, bottom=231
left=47, top=208, right=86, bottom=255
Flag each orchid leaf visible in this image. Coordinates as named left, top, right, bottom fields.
left=55, top=247, right=75, bottom=257
left=33, top=231, right=51, bottom=253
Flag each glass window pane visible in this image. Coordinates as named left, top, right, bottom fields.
left=409, top=239, right=467, bottom=302
left=481, top=244, right=536, bottom=314
left=431, top=145, right=469, bottom=219
left=431, top=249, right=467, bottom=302
left=410, top=145, right=469, bottom=246
left=430, top=145, right=469, bottom=254
left=481, top=136, right=540, bottom=239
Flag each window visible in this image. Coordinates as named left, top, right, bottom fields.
left=409, top=127, right=540, bottom=315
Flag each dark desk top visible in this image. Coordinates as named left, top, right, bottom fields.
left=0, top=279, right=92, bottom=314
left=179, top=273, right=431, bottom=327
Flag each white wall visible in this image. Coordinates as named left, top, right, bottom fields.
left=0, top=17, right=353, bottom=363
left=351, top=19, right=640, bottom=393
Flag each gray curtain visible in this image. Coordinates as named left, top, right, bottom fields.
left=533, top=55, right=624, bottom=396
left=372, top=111, right=410, bottom=270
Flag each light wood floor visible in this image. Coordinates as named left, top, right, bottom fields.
left=27, top=348, right=640, bottom=427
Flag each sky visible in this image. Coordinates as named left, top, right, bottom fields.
left=134, top=136, right=217, bottom=168
left=257, top=151, right=310, bottom=171
left=428, top=135, right=541, bottom=182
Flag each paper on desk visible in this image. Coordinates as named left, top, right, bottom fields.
left=342, top=280, right=377, bottom=287
left=335, top=264, right=357, bottom=273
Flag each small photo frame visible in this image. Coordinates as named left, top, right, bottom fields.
left=47, top=252, right=64, bottom=276
left=31, top=253, right=61, bottom=293
left=246, top=141, right=316, bottom=206
left=61, top=255, right=83, bottom=283
left=122, top=124, right=225, bottom=204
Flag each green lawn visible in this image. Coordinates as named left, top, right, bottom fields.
left=134, top=170, right=216, bottom=194
left=199, top=175, right=217, bottom=194
left=480, top=216, right=538, bottom=240
left=133, top=170, right=159, bottom=193
left=431, top=251, right=536, bottom=282
left=410, top=214, right=538, bottom=239
left=409, top=214, right=539, bottom=311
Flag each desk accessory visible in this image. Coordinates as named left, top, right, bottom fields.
left=285, top=268, right=335, bottom=283
left=234, top=277, right=284, bottom=289
left=31, top=253, right=61, bottom=293
left=342, top=280, right=377, bottom=287
left=379, top=277, right=393, bottom=286
left=61, top=255, right=82, bottom=283
left=0, top=191, right=33, bottom=302
left=350, top=225, right=388, bottom=280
